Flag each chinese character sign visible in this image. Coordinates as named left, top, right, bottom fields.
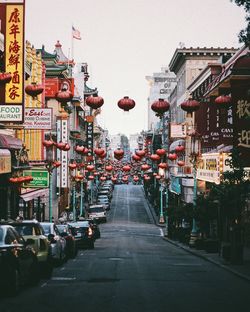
left=0, top=2, right=24, bottom=122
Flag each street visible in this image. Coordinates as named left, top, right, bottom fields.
left=0, top=184, right=250, bottom=312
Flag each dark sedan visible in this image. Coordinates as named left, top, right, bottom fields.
left=67, top=221, right=95, bottom=249
left=0, top=224, right=39, bottom=296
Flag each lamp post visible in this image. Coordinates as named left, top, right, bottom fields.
left=189, top=131, right=201, bottom=247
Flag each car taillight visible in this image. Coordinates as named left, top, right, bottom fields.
left=88, top=227, right=93, bottom=236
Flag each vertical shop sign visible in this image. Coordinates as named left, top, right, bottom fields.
left=56, top=118, right=69, bottom=188
left=0, top=1, right=25, bottom=122
left=86, top=115, right=93, bottom=162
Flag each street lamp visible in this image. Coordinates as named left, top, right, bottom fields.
left=189, top=131, right=201, bottom=246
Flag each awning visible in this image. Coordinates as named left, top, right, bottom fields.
left=0, top=134, right=23, bottom=150
left=20, top=189, right=49, bottom=202
left=204, top=47, right=250, bottom=97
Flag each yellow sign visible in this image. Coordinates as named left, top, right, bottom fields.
left=5, top=4, right=24, bottom=104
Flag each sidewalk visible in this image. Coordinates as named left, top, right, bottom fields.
left=146, top=197, right=250, bottom=282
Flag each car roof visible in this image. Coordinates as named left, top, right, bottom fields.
left=89, top=204, right=104, bottom=208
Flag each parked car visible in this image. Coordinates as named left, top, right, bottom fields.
left=79, top=216, right=101, bottom=239
left=97, top=190, right=112, bottom=200
left=68, top=221, right=95, bottom=249
left=0, top=224, right=39, bottom=296
left=97, top=196, right=111, bottom=210
left=88, top=204, right=107, bottom=223
left=9, top=220, right=53, bottom=278
left=56, top=223, right=77, bottom=259
left=40, top=222, right=67, bottom=265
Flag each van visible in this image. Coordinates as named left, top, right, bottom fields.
left=88, top=205, right=107, bottom=222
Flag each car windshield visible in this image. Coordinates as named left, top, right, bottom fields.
left=41, top=224, right=52, bottom=235
left=14, top=224, right=34, bottom=236
left=89, top=207, right=104, bottom=213
left=56, top=225, right=68, bottom=234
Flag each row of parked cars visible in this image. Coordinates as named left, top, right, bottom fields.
left=0, top=216, right=101, bottom=297
left=87, top=180, right=114, bottom=223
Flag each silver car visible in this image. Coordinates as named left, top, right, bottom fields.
left=40, top=222, right=67, bottom=265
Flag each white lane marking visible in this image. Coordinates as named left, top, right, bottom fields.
left=41, top=282, right=47, bottom=288
left=51, top=277, right=76, bottom=281
left=60, top=267, right=65, bottom=271
left=160, top=228, right=164, bottom=237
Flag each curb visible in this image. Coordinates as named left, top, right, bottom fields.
left=144, top=191, right=250, bottom=283
left=162, top=236, right=250, bottom=283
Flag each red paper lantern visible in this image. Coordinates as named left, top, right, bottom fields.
left=88, top=175, right=95, bottom=181
left=158, top=162, right=168, bottom=169
left=99, top=151, right=107, bottom=159
left=175, top=145, right=185, bottom=153
left=168, top=153, right=177, bottom=161
left=151, top=98, right=170, bottom=117
left=86, top=95, right=104, bottom=109
left=141, top=164, right=150, bottom=171
left=62, top=143, right=70, bottom=151
left=0, top=72, right=12, bottom=85
left=56, top=142, right=67, bottom=150
left=25, top=83, right=44, bottom=97
left=136, top=150, right=146, bottom=157
left=180, top=99, right=200, bottom=113
left=114, top=149, right=124, bottom=159
left=68, top=163, right=77, bottom=170
left=86, top=164, right=95, bottom=172
left=53, top=161, right=61, bottom=168
left=144, top=175, right=151, bottom=181
left=215, top=95, right=231, bottom=105
left=111, top=176, right=117, bottom=183
left=105, top=165, right=113, bottom=172
left=94, top=148, right=105, bottom=156
left=42, top=139, right=54, bottom=148
left=122, top=165, right=131, bottom=172
left=150, top=154, right=161, bottom=162
left=133, top=176, right=139, bottom=182
left=117, top=96, right=135, bottom=112
left=100, top=176, right=107, bottom=181
left=75, top=145, right=85, bottom=154
left=55, top=89, right=73, bottom=103
left=155, top=175, right=162, bottom=180
left=156, top=149, right=166, bottom=157
left=132, top=154, right=141, bottom=161
left=177, top=160, right=185, bottom=167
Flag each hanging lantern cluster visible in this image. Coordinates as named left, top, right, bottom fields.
left=151, top=98, right=170, bottom=117
left=156, top=149, right=166, bottom=157
left=86, top=95, right=104, bottom=110
left=9, top=175, right=33, bottom=184
left=150, top=154, right=160, bottom=162
left=75, top=145, right=88, bottom=155
left=94, top=148, right=105, bottom=157
left=135, top=150, right=146, bottom=158
left=117, top=96, right=136, bottom=112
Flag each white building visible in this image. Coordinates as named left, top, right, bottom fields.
left=145, top=67, right=176, bottom=131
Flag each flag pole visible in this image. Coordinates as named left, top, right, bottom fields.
left=71, top=24, right=74, bottom=62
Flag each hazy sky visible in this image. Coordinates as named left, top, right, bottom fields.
left=25, top=0, right=246, bottom=136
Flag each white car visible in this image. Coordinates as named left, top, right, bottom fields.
left=88, top=205, right=107, bottom=222
left=40, top=222, right=67, bottom=265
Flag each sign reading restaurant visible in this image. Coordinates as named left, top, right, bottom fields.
left=0, top=0, right=25, bottom=122
left=24, top=108, right=52, bottom=130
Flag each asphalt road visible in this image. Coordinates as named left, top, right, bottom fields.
left=1, top=184, right=250, bottom=312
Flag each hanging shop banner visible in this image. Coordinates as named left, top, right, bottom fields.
left=56, top=117, right=69, bottom=188
left=45, top=78, right=74, bottom=98
left=86, top=115, right=93, bottom=161
left=197, top=153, right=232, bottom=184
left=0, top=1, right=25, bottom=122
left=24, top=108, right=52, bottom=129
left=170, top=176, right=181, bottom=194
left=170, top=123, right=186, bottom=138
left=231, top=80, right=250, bottom=167
left=23, top=169, right=49, bottom=188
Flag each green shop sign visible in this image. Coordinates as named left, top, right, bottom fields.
left=23, top=169, right=49, bottom=188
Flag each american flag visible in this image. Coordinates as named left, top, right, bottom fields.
left=72, top=26, right=81, bottom=40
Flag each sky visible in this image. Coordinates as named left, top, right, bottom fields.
left=25, top=0, right=246, bottom=136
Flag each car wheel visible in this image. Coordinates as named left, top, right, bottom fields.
left=29, top=259, right=40, bottom=286
left=42, top=259, right=53, bottom=279
left=6, top=268, right=21, bottom=296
